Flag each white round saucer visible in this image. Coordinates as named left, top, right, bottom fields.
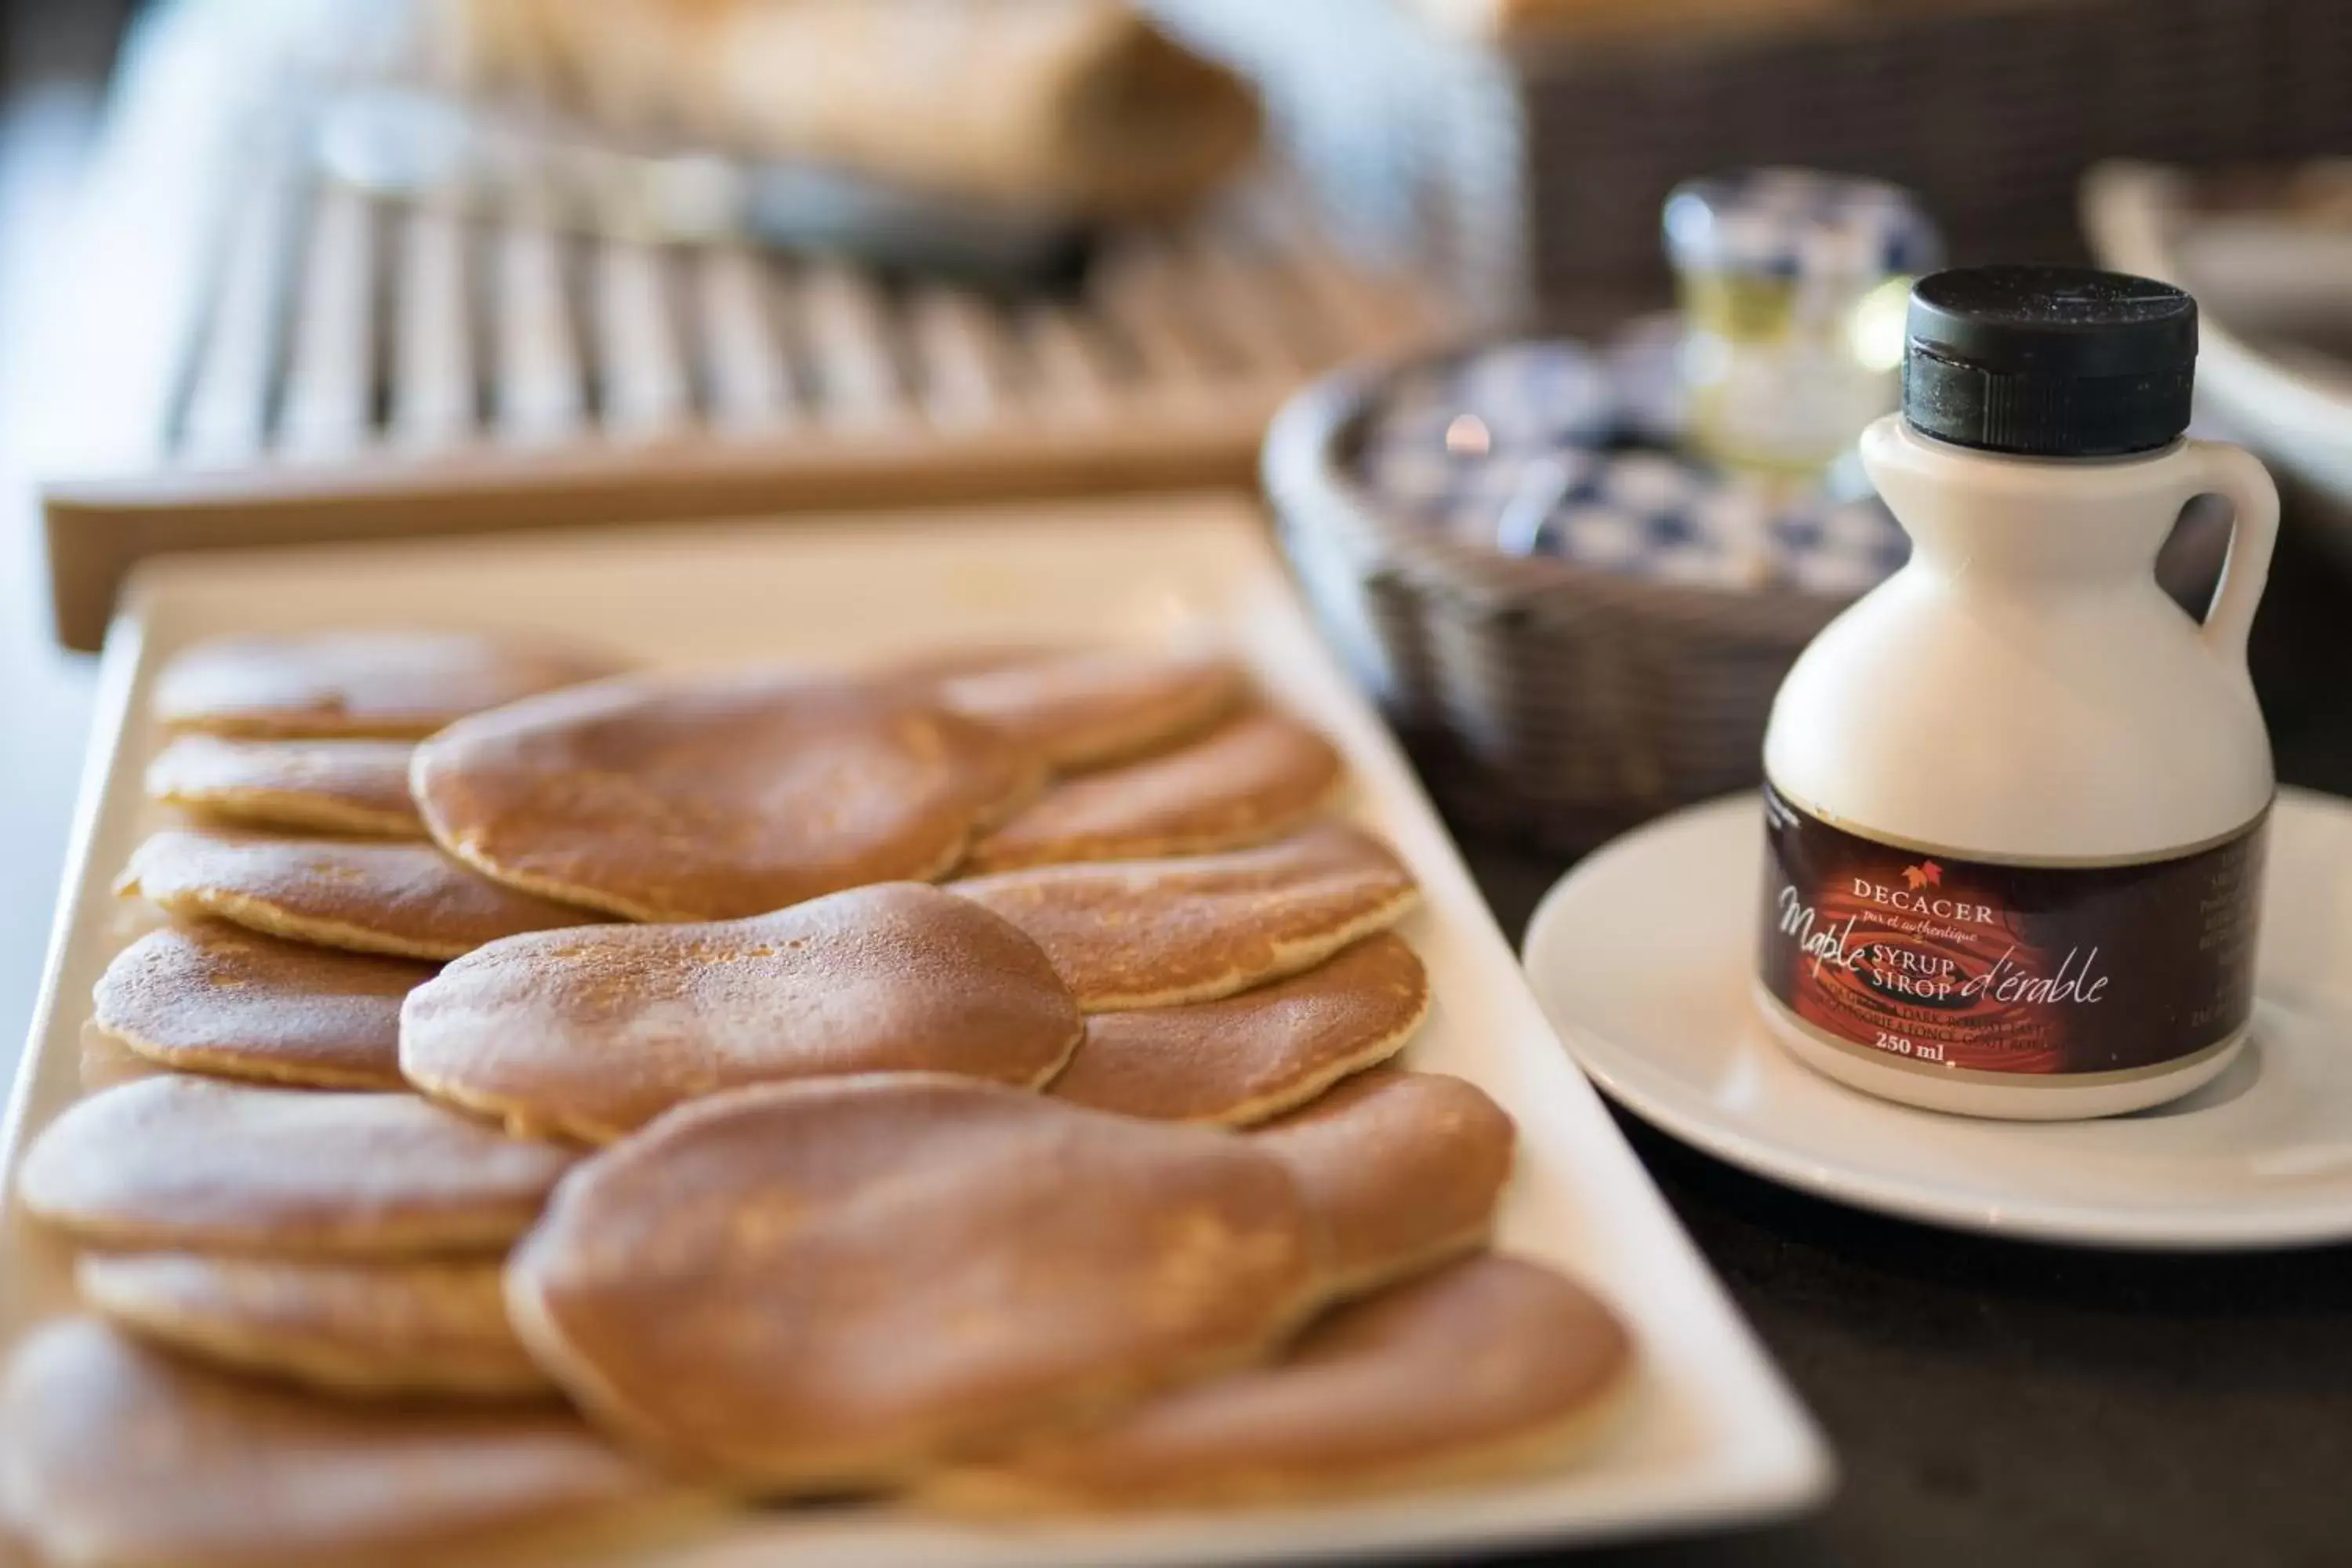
left=1522, top=786, right=2352, bottom=1249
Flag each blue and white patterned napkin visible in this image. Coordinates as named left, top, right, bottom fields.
left=1356, top=338, right=1907, bottom=597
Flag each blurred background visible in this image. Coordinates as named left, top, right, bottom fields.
left=5, top=0, right=2352, bottom=1054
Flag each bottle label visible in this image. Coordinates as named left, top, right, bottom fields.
left=1757, top=782, right=2266, bottom=1078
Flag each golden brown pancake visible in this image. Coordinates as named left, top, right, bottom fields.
left=401, top=883, right=1082, bottom=1143
left=964, top=710, right=1346, bottom=872
left=78, top=1253, right=550, bottom=1401
left=1050, top=934, right=1428, bottom=1126
left=873, top=643, right=1067, bottom=685
left=154, top=629, right=626, bottom=740
left=79, top=1018, right=168, bottom=1094
left=411, top=668, right=1041, bottom=921
left=0, top=1319, right=697, bottom=1567
left=1254, top=1069, right=1516, bottom=1299
left=927, top=1254, right=1636, bottom=1512
left=506, top=1074, right=1324, bottom=1493
left=19, top=1076, right=579, bottom=1257
left=93, top=920, right=432, bottom=1090
left=147, top=734, right=426, bottom=837
left=933, top=647, right=1245, bottom=771
left=955, top=822, right=1420, bottom=1011
left=118, top=829, right=598, bottom=962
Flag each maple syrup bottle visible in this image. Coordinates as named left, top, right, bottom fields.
left=1755, top=265, right=2278, bottom=1119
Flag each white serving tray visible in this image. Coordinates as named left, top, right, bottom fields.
left=3, top=493, right=1828, bottom=1566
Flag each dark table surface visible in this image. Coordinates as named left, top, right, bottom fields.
left=1440, top=523, right=2352, bottom=1568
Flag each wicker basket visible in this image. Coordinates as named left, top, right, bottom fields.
left=1174, top=0, right=2352, bottom=327
left=1267, top=339, right=2242, bottom=851
left=1264, top=349, right=1853, bottom=853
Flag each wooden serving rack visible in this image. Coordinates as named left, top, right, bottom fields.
left=38, top=0, right=1448, bottom=652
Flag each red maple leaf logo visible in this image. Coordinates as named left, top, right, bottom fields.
left=1902, top=861, right=1943, bottom=890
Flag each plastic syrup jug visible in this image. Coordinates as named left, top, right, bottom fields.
left=1755, top=265, right=2278, bottom=1119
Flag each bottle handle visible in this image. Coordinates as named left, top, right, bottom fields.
left=2178, top=441, right=2280, bottom=672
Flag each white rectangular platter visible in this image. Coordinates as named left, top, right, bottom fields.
left=5, top=492, right=1830, bottom=1566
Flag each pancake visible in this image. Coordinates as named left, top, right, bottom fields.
left=147, top=734, right=426, bottom=837
left=933, top=647, right=1245, bottom=771
left=964, top=710, right=1346, bottom=872
left=93, top=921, right=432, bottom=1089
left=118, top=829, right=597, bottom=962
left=79, top=1253, right=550, bottom=1401
left=19, top=1076, right=579, bottom=1257
left=401, top=882, right=1082, bottom=1142
left=927, top=1254, right=1636, bottom=1512
left=0, top=1319, right=696, bottom=1567
left=154, top=629, right=626, bottom=739
left=1050, top=934, right=1428, bottom=1126
left=506, top=1074, right=1324, bottom=1492
left=955, top=823, right=1420, bottom=1011
left=411, top=668, right=1041, bottom=921
left=79, top=1019, right=169, bottom=1094
left=1254, top=1069, right=1516, bottom=1298
left=874, top=643, right=1067, bottom=685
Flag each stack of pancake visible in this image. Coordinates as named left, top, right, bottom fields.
left=4, top=630, right=1636, bottom=1564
